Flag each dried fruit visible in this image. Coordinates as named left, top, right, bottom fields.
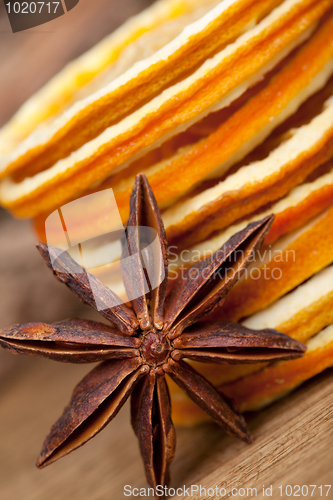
left=0, top=0, right=331, bottom=219
left=206, top=205, right=333, bottom=323
left=0, top=0, right=333, bottom=439
left=0, top=0, right=224, bottom=154
left=0, top=175, right=306, bottom=492
left=169, top=265, right=333, bottom=424
left=171, top=324, right=333, bottom=426
left=170, top=167, right=333, bottom=269
left=108, top=16, right=333, bottom=227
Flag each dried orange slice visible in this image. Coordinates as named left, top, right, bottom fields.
left=206, top=205, right=333, bottom=322
left=0, top=0, right=330, bottom=219
left=0, top=0, right=224, bottom=155
left=169, top=264, right=333, bottom=424
left=170, top=324, right=333, bottom=425
left=109, top=17, right=333, bottom=224
left=171, top=164, right=333, bottom=271
left=163, top=90, right=333, bottom=249
left=1, top=0, right=333, bottom=428
left=36, top=164, right=333, bottom=301
left=225, top=324, right=333, bottom=411
left=168, top=263, right=333, bottom=379
left=0, top=0, right=285, bottom=177
left=243, top=267, right=333, bottom=343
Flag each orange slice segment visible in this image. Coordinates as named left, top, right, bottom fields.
left=167, top=264, right=333, bottom=409
left=243, top=265, right=333, bottom=344
left=163, top=91, right=333, bottom=249
left=206, top=204, right=333, bottom=323
left=0, top=0, right=223, bottom=155
left=0, top=0, right=285, bottom=178
left=107, top=17, right=333, bottom=223
left=170, top=324, right=333, bottom=425
left=171, top=165, right=333, bottom=272
left=0, top=0, right=330, bottom=220
left=32, top=163, right=333, bottom=303
left=222, top=324, right=333, bottom=412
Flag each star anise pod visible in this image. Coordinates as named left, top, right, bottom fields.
left=0, top=174, right=306, bottom=495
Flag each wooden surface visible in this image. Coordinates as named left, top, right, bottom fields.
left=0, top=355, right=332, bottom=500
left=0, top=1, right=332, bottom=499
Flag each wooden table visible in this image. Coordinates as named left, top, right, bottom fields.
left=0, top=1, right=332, bottom=498
left=0, top=354, right=332, bottom=500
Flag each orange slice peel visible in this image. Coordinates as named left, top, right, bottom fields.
left=1, top=0, right=331, bottom=220
left=1, top=0, right=333, bottom=428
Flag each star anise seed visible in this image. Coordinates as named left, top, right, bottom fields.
left=0, top=174, right=306, bottom=496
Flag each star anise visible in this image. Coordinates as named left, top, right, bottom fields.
left=0, top=174, right=306, bottom=494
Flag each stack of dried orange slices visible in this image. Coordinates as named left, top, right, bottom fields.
left=1, top=0, right=333, bottom=425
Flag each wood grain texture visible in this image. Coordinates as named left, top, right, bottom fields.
left=0, top=357, right=332, bottom=500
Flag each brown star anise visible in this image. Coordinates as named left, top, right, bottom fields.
left=0, top=174, right=306, bottom=494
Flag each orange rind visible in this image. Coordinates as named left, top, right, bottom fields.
left=111, top=17, right=333, bottom=225
left=225, top=324, right=333, bottom=412
left=0, top=0, right=331, bottom=219
left=243, top=265, right=333, bottom=344
left=163, top=89, right=333, bottom=249
left=170, top=324, right=333, bottom=425
left=168, top=264, right=333, bottom=422
left=171, top=164, right=333, bottom=271
left=0, top=0, right=290, bottom=177
left=0, top=0, right=224, bottom=155
left=1, top=0, right=333, bottom=428
left=205, top=205, right=333, bottom=322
